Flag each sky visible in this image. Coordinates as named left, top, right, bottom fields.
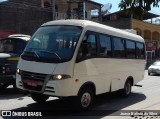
left=92, top=0, right=160, bottom=15
left=0, top=0, right=3, bottom=1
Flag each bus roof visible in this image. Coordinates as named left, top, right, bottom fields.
left=9, top=34, right=30, bottom=38
left=42, top=20, right=144, bottom=43
left=8, top=34, right=30, bottom=41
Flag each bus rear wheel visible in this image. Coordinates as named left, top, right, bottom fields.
left=31, top=93, right=49, bottom=104
left=120, top=80, right=132, bottom=97
left=77, top=88, right=94, bottom=110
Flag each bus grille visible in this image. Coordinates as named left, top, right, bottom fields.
left=21, top=71, right=47, bottom=92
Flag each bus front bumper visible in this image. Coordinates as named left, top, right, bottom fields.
left=16, top=73, right=80, bottom=97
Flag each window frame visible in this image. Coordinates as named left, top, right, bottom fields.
left=125, top=39, right=136, bottom=59
left=112, top=36, right=126, bottom=58
left=76, top=30, right=146, bottom=63
left=136, top=42, right=146, bottom=59
left=76, top=30, right=99, bottom=62
left=97, top=33, right=112, bottom=58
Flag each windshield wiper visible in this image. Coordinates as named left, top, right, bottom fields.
left=39, top=50, right=61, bottom=60
left=33, top=51, right=39, bottom=59
left=21, top=51, right=39, bottom=61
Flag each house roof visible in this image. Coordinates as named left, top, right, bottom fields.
left=68, top=0, right=102, bottom=6
left=88, top=0, right=102, bottom=6
left=103, top=9, right=160, bottom=20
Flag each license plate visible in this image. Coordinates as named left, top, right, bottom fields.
left=26, top=80, right=38, bottom=87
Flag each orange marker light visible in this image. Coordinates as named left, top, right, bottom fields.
left=75, top=79, right=79, bottom=82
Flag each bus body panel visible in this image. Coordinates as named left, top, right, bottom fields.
left=17, top=58, right=145, bottom=97
left=17, top=58, right=57, bottom=74
left=17, top=59, right=78, bottom=96
left=74, top=59, right=111, bottom=95
left=74, top=58, right=146, bottom=94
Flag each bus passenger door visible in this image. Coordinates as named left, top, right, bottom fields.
left=74, top=32, right=107, bottom=95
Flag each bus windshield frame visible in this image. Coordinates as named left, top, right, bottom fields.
left=0, top=38, right=26, bottom=54
left=21, top=25, right=83, bottom=63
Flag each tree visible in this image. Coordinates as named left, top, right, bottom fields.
left=119, top=0, right=160, bottom=19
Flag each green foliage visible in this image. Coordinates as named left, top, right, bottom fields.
left=119, top=0, right=159, bottom=11
left=119, top=0, right=160, bottom=19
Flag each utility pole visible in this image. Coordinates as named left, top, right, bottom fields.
left=52, top=0, right=56, bottom=20
left=83, top=0, right=86, bottom=20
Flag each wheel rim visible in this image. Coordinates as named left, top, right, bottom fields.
left=81, top=92, right=91, bottom=108
left=125, top=82, right=131, bottom=95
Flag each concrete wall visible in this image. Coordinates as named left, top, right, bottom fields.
left=0, top=0, right=52, bottom=35
left=102, top=18, right=132, bottom=29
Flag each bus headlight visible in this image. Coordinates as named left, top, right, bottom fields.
left=56, top=75, right=62, bottom=80
left=16, top=68, right=21, bottom=75
left=2, top=67, right=6, bottom=74
left=2, top=66, right=11, bottom=74
left=50, top=75, right=71, bottom=80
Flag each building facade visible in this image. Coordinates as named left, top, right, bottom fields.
left=0, top=0, right=102, bottom=38
left=0, top=0, right=51, bottom=36
left=102, top=10, right=160, bottom=60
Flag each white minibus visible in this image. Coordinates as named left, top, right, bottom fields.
left=16, top=20, right=146, bottom=110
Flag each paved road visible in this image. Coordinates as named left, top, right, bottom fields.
left=0, top=70, right=160, bottom=119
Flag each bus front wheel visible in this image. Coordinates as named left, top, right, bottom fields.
left=77, top=88, right=94, bottom=110
left=0, top=84, right=9, bottom=90
left=31, top=93, right=49, bottom=104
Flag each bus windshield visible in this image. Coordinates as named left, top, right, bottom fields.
left=22, top=25, right=82, bottom=63
left=0, top=38, right=26, bottom=54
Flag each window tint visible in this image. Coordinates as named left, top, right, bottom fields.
left=15, top=40, right=27, bottom=54
left=99, top=35, right=112, bottom=57
left=85, top=34, right=97, bottom=57
left=25, top=25, right=82, bottom=62
left=126, top=40, right=136, bottom=59
left=77, top=33, right=97, bottom=61
left=136, top=42, right=145, bottom=59
left=113, top=37, right=125, bottom=58
left=0, top=38, right=16, bottom=53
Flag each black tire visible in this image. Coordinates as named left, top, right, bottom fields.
left=13, top=83, right=18, bottom=89
left=120, top=80, right=132, bottom=97
left=148, top=72, right=151, bottom=75
left=31, top=93, right=49, bottom=104
left=76, top=88, right=94, bottom=110
left=0, top=84, right=9, bottom=90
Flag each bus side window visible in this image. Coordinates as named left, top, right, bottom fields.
left=113, top=37, right=125, bottom=58
left=99, top=35, right=111, bottom=57
left=126, top=40, right=136, bottom=59
left=136, top=42, right=145, bottom=59
left=77, top=34, right=97, bottom=61
left=87, top=34, right=97, bottom=56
